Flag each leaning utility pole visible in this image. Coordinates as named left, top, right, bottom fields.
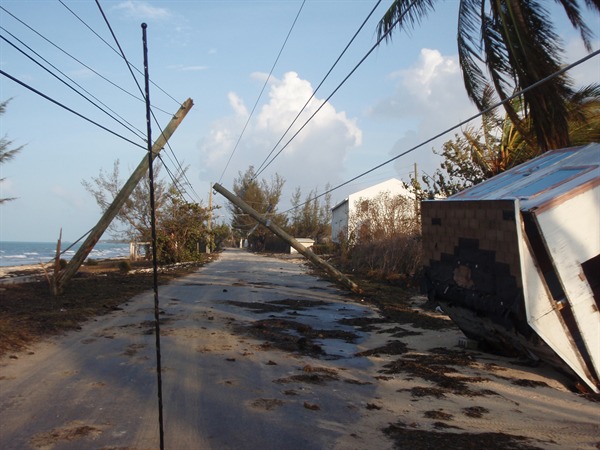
left=57, top=98, right=194, bottom=292
left=213, top=183, right=362, bottom=294
left=206, top=184, right=213, bottom=253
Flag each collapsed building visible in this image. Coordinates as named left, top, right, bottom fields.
left=421, top=143, right=599, bottom=392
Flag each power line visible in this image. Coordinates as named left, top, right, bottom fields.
left=95, top=0, right=146, bottom=101
left=0, top=5, right=173, bottom=117
left=254, top=0, right=419, bottom=178
left=0, top=29, right=146, bottom=141
left=158, top=135, right=203, bottom=204
left=1, top=33, right=197, bottom=204
left=217, top=0, right=307, bottom=185
left=61, top=0, right=180, bottom=106
left=1, top=69, right=146, bottom=150
left=281, top=48, right=600, bottom=214
left=254, top=0, right=384, bottom=176
left=93, top=1, right=201, bottom=204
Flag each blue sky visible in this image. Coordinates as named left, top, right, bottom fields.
left=0, top=0, right=598, bottom=242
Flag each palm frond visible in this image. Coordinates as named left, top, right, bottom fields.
left=556, top=0, right=598, bottom=51
left=458, top=0, right=490, bottom=109
left=376, top=0, right=437, bottom=42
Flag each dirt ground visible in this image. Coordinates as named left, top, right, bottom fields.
left=1, top=250, right=599, bottom=449
left=0, top=258, right=212, bottom=356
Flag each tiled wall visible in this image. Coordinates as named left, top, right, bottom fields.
left=421, top=199, right=522, bottom=288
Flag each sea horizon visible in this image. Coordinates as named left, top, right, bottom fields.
left=0, top=241, right=130, bottom=267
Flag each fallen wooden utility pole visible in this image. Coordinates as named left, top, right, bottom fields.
left=57, top=98, right=194, bottom=293
left=213, top=183, right=362, bottom=294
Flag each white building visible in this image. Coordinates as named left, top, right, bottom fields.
left=290, top=238, right=314, bottom=254
left=331, top=178, right=415, bottom=243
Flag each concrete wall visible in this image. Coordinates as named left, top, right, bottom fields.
left=331, top=178, right=414, bottom=243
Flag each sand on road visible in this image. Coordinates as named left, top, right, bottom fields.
left=0, top=248, right=598, bottom=449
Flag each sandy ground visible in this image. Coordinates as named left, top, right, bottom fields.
left=0, top=248, right=598, bottom=449
left=0, top=264, right=46, bottom=282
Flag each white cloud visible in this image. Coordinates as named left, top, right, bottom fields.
left=167, top=64, right=208, bottom=72
left=370, top=48, right=479, bottom=176
left=51, top=185, right=86, bottom=211
left=372, top=49, right=469, bottom=119
left=198, top=71, right=362, bottom=193
left=228, top=92, right=248, bottom=117
left=113, top=1, right=171, bottom=21
left=564, top=37, right=600, bottom=87
left=68, top=68, right=95, bottom=79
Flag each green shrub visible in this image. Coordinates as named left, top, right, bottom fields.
left=59, top=258, right=68, bottom=269
left=118, top=260, right=131, bottom=274
left=86, top=258, right=99, bottom=266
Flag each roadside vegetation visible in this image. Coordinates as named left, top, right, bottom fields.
left=0, top=99, right=24, bottom=204
left=83, top=160, right=232, bottom=264
left=378, top=0, right=600, bottom=152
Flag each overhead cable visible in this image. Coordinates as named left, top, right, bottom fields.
left=94, top=0, right=201, bottom=204
left=0, top=5, right=173, bottom=116
left=0, top=29, right=146, bottom=141
left=254, top=0, right=419, bottom=178
left=157, top=154, right=195, bottom=202
left=1, top=69, right=146, bottom=150
left=61, top=0, right=180, bottom=106
left=254, top=0, right=383, bottom=176
left=282, top=48, right=600, bottom=213
left=95, top=0, right=146, bottom=101
left=217, top=0, right=307, bottom=185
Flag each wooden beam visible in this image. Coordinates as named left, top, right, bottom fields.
left=57, top=98, right=194, bottom=292
left=213, top=183, right=361, bottom=294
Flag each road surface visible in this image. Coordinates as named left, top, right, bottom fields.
left=1, top=248, right=598, bottom=449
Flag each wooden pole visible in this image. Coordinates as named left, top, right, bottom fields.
left=213, top=183, right=362, bottom=294
left=57, top=98, right=194, bottom=292
left=206, top=183, right=212, bottom=253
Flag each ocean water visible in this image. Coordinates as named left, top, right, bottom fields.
left=0, top=241, right=130, bottom=267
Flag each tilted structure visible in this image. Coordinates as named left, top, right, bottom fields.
left=422, top=143, right=599, bottom=392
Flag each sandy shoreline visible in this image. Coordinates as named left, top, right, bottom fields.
left=0, top=263, right=47, bottom=276
left=0, top=256, right=131, bottom=279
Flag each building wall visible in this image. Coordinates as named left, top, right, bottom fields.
left=331, top=200, right=349, bottom=243
left=421, top=199, right=522, bottom=285
left=331, top=178, right=415, bottom=243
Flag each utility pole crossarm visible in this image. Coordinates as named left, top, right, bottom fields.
left=213, top=183, right=361, bottom=294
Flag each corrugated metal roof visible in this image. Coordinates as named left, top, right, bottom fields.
left=448, top=143, right=600, bottom=210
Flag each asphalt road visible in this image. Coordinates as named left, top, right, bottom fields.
left=0, top=248, right=392, bottom=450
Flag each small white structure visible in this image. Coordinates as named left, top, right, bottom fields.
left=422, top=143, right=600, bottom=392
left=331, top=178, right=414, bottom=242
left=129, top=242, right=150, bottom=261
left=290, top=238, right=315, bottom=254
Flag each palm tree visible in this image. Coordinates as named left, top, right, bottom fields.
left=377, top=0, right=600, bottom=151
left=0, top=99, right=24, bottom=204
left=419, top=83, right=600, bottom=197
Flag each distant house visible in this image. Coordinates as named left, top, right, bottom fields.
left=290, top=238, right=314, bottom=254
left=331, top=178, right=415, bottom=243
left=421, top=143, right=600, bottom=393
